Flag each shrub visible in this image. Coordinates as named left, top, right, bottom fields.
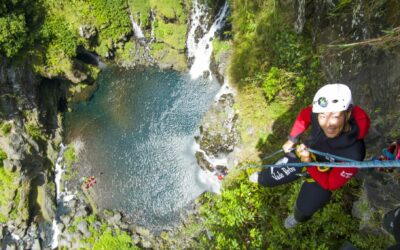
left=1, top=122, right=12, bottom=135
left=63, top=146, right=76, bottom=168
left=199, top=171, right=394, bottom=249
left=25, top=123, right=46, bottom=142
left=93, top=229, right=136, bottom=250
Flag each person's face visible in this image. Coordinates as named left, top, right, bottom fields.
left=317, top=111, right=346, bottom=138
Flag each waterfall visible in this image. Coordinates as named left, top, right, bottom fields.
left=214, top=78, right=236, bottom=101
left=294, top=0, right=306, bottom=34
left=50, top=144, right=65, bottom=249
left=128, top=6, right=145, bottom=39
left=149, top=9, right=156, bottom=44
left=50, top=144, right=75, bottom=249
left=187, top=1, right=229, bottom=80
left=192, top=143, right=224, bottom=194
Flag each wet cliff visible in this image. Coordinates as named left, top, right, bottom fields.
left=0, top=57, right=65, bottom=248
left=291, top=0, right=400, bottom=234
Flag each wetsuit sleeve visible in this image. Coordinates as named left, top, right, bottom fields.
left=307, top=166, right=358, bottom=191
left=288, top=106, right=312, bottom=143
left=352, top=106, right=370, bottom=139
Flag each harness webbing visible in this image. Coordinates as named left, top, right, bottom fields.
left=307, top=148, right=357, bottom=163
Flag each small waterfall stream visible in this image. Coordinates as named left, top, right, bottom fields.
left=294, top=0, right=306, bottom=34
left=187, top=1, right=229, bottom=80
left=51, top=144, right=75, bottom=249
left=128, top=6, right=145, bottom=39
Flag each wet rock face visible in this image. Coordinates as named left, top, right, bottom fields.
left=307, top=1, right=400, bottom=151
left=197, top=93, right=239, bottom=158
left=79, top=25, right=98, bottom=40
left=0, top=57, right=65, bottom=249
left=0, top=58, right=39, bottom=119
left=301, top=1, right=400, bottom=232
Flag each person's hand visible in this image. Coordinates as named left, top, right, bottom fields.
left=282, top=140, right=295, bottom=153
left=297, top=144, right=311, bottom=162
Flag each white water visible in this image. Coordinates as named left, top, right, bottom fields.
left=294, top=0, right=306, bottom=34
left=186, top=1, right=233, bottom=194
left=149, top=9, right=156, bottom=44
left=214, top=78, right=236, bottom=101
left=50, top=144, right=65, bottom=249
left=188, top=1, right=229, bottom=79
left=128, top=6, right=145, bottom=39
left=51, top=143, right=76, bottom=249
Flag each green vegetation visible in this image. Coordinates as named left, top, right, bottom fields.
left=0, top=152, right=19, bottom=223
left=194, top=0, right=395, bottom=249
left=1, top=122, right=12, bottom=135
left=64, top=146, right=76, bottom=168
left=128, top=0, right=151, bottom=29
left=198, top=172, right=394, bottom=249
left=63, top=145, right=79, bottom=181
left=1, top=0, right=192, bottom=82
left=67, top=214, right=138, bottom=249
left=25, top=123, right=46, bottom=142
left=212, top=37, right=230, bottom=64
left=93, top=229, right=136, bottom=250
left=0, top=149, right=7, bottom=165
left=227, top=0, right=322, bottom=161
left=0, top=14, right=27, bottom=58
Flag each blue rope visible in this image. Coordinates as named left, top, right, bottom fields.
left=240, top=148, right=400, bottom=171
left=248, top=159, right=400, bottom=169
left=261, top=149, right=284, bottom=161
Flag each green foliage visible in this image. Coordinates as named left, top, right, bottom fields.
left=0, top=0, right=43, bottom=58
left=1, top=122, right=12, bottom=135
left=229, top=0, right=321, bottom=101
left=67, top=214, right=137, bottom=249
left=150, top=0, right=188, bottom=23
left=0, top=149, right=7, bottom=167
left=93, top=229, right=137, bottom=250
left=128, top=0, right=151, bottom=28
left=199, top=172, right=394, bottom=249
left=212, top=38, right=230, bottom=64
left=153, top=20, right=187, bottom=50
left=261, top=67, right=294, bottom=102
left=63, top=146, right=76, bottom=168
left=0, top=14, right=27, bottom=57
left=0, top=166, right=19, bottom=223
left=25, top=123, right=46, bottom=142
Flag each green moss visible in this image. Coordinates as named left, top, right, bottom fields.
left=232, top=83, right=293, bottom=162
left=1, top=122, right=12, bottom=135
left=0, top=213, right=7, bottom=223
left=66, top=214, right=136, bottom=249
left=0, top=167, right=19, bottom=221
left=25, top=123, right=46, bottom=142
left=150, top=42, right=187, bottom=71
left=153, top=21, right=187, bottom=50
left=128, top=0, right=151, bottom=28
left=64, top=146, right=76, bottom=168
left=93, top=229, right=137, bottom=250
left=0, top=149, right=7, bottom=167
left=212, top=38, right=230, bottom=64
left=198, top=171, right=394, bottom=249
left=150, top=0, right=188, bottom=23
left=63, top=145, right=78, bottom=180
left=115, top=41, right=138, bottom=63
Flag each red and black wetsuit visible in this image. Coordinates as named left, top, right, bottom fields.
left=257, top=105, right=370, bottom=222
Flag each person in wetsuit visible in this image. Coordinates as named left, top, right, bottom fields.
left=250, top=83, right=370, bottom=228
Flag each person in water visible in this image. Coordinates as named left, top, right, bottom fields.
left=250, top=83, right=370, bottom=228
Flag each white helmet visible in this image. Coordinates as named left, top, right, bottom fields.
left=312, top=83, right=353, bottom=113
